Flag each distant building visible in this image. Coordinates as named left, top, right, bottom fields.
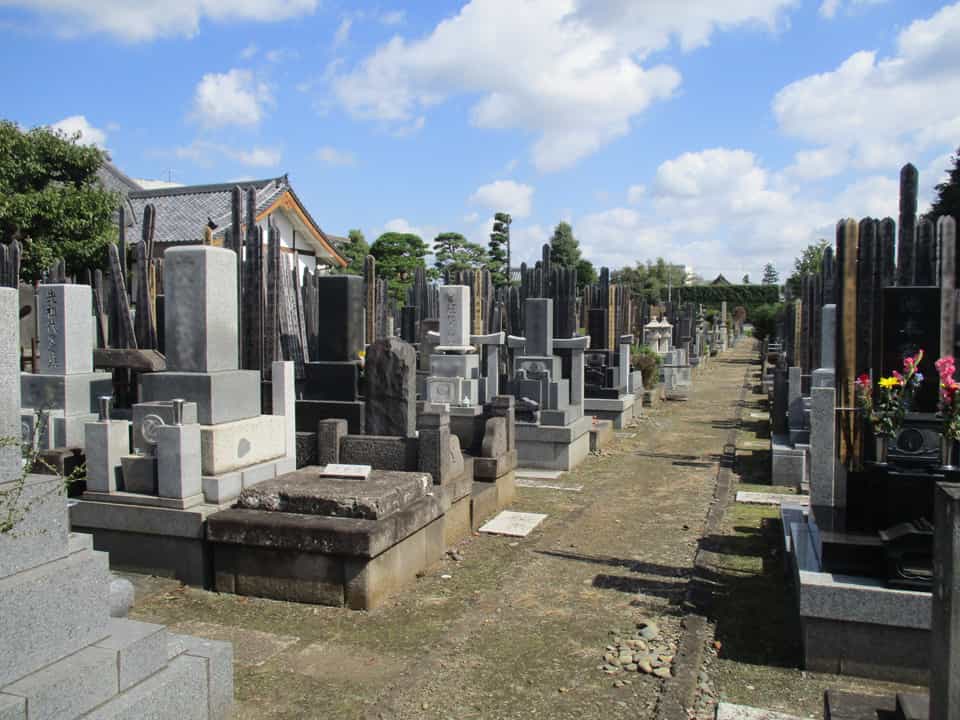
left=97, top=162, right=346, bottom=274
left=710, top=273, right=732, bottom=286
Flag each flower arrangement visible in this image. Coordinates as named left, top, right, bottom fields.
left=855, top=350, right=924, bottom=438
left=934, top=355, right=960, bottom=441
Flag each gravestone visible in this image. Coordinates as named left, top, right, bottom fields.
left=930, top=482, right=960, bottom=720
left=365, top=338, right=417, bottom=437
left=21, top=284, right=112, bottom=448
left=882, top=287, right=939, bottom=413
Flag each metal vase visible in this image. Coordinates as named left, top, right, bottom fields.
left=874, top=435, right=889, bottom=464
left=940, top=436, right=955, bottom=469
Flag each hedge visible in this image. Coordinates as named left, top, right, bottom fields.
left=674, top=284, right=780, bottom=306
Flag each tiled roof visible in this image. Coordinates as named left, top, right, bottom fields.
left=126, top=177, right=287, bottom=245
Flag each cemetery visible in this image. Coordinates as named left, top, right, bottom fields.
left=1, top=111, right=959, bottom=720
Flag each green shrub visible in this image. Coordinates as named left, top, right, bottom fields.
left=749, top=303, right=784, bottom=342
left=631, top=344, right=661, bottom=389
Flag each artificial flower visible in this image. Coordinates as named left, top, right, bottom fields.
left=879, top=376, right=900, bottom=389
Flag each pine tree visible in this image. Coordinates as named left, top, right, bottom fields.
left=333, top=229, right=369, bottom=275
left=928, top=146, right=960, bottom=223
left=761, top=263, right=779, bottom=285
left=488, top=212, right=511, bottom=286
left=433, top=232, right=488, bottom=276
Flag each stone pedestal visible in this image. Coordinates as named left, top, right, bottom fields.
left=207, top=469, right=446, bottom=609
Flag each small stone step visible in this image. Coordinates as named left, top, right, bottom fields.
left=0, top=536, right=110, bottom=687
left=95, top=618, right=168, bottom=691
left=166, top=634, right=233, bottom=720
left=2, top=645, right=118, bottom=720
left=82, top=654, right=208, bottom=720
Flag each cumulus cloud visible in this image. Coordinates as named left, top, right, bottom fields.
left=2, top=0, right=319, bottom=42
left=775, top=2, right=960, bottom=175
left=819, top=0, right=887, bottom=20
left=176, top=140, right=281, bottom=167
left=316, top=146, right=357, bottom=166
left=191, top=69, right=272, bottom=128
left=575, top=147, right=906, bottom=280
left=331, top=0, right=794, bottom=172
left=468, top=180, right=534, bottom=218
left=50, top=115, right=107, bottom=147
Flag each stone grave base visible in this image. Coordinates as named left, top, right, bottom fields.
left=782, top=504, right=930, bottom=685
left=772, top=433, right=806, bottom=488
left=447, top=405, right=485, bottom=454
left=471, top=470, right=517, bottom=531
left=584, top=394, right=636, bottom=429
left=640, top=386, right=662, bottom=408
left=589, top=419, right=614, bottom=451
left=516, top=415, right=592, bottom=471
left=436, top=468, right=475, bottom=548
left=206, top=499, right=446, bottom=611
left=200, top=414, right=286, bottom=475
left=70, top=499, right=226, bottom=587
left=473, top=448, right=518, bottom=481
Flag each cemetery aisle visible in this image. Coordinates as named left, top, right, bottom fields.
left=128, top=341, right=757, bottom=720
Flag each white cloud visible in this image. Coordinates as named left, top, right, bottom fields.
left=191, top=69, right=272, bottom=128
left=463, top=211, right=480, bottom=223
left=626, top=184, right=646, bottom=204
left=333, top=18, right=353, bottom=48
left=316, top=146, right=357, bottom=166
left=378, top=10, right=405, bottom=25
left=240, top=43, right=258, bottom=59
left=819, top=0, right=887, bottom=20
left=266, top=48, right=297, bottom=63
left=176, top=140, right=281, bottom=167
left=331, top=0, right=794, bottom=172
left=50, top=115, right=107, bottom=147
left=380, top=217, right=440, bottom=242
left=468, top=180, right=535, bottom=218
left=775, top=2, right=960, bottom=175
left=4, top=0, right=319, bottom=42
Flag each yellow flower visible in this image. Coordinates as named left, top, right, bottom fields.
left=879, top=376, right=900, bottom=389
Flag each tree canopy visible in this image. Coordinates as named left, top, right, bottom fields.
left=761, top=263, right=780, bottom=285
left=613, top=258, right=688, bottom=304
left=785, top=239, right=828, bottom=295
left=928, top=147, right=960, bottom=224
left=0, top=120, right=117, bottom=281
left=333, top=228, right=369, bottom=275
left=433, top=231, right=488, bottom=276
left=549, top=221, right=596, bottom=288
left=369, top=231, right=429, bottom=303
left=487, top=212, right=511, bottom=287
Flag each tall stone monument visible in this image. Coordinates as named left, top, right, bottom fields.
left=0, top=286, right=234, bottom=719
left=21, top=284, right=112, bottom=448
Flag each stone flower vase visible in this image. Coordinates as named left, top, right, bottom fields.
left=940, top=435, right=956, bottom=470
left=874, top=434, right=889, bottom=464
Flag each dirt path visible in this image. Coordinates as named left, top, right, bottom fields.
left=129, top=341, right=756, bottom=720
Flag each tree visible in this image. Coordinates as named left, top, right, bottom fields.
left=576, top=258, right=597, bottom=288
left=369, top=232, right=429, bottom=304
left=742, top=274, right=751, bottom=284
left=334, top=228, right=369, bottom=275
left=0, top=120, right=117, bottom=281
left=785, top=238, right=828, bottom=295
left=433, top=232, right=488, bottom=276
left=488, top=212, right=511, bottom=287
left=928, top=147, right=960, bottom=224
left=761, top=263, right=779, bottom=285
left=612, top=257, right=687, bottom=304
left=549, top=221, right=582, bottom=268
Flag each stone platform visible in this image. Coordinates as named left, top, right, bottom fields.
left=206, top=467, right=447, bottom=609
left=772, top=433, right=807, bottom=488
left=584, top=394, right=636, bottom=430
left=782, top=503, right=931, bottom=685
left=515, top=415, right=592, bottom=471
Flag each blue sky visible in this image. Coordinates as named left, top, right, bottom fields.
left=1, top=0, right=959, bottom=280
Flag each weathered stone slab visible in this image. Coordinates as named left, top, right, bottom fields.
left=364, top=338, right=417, bottom=437
left=236, top=468, right=431, bottom=519
left=199, top=414, right=285, bottom=476
left=479, top=510, right=547, bottom=537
